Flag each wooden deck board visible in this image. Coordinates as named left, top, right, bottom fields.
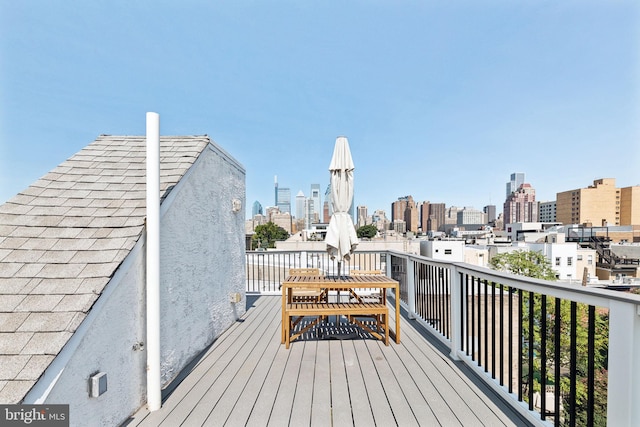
left=222, top=319, right=282, bottom=426
left=266, top=342, right=303, bottom=426
left=125, top=295, right=532, bottom=427
left=180, top=301, right=278, bottom=426
left=244, top=340, right=291, bottom=426
left=367, top=342, right=419, bottom=426
left=353, top=339, right=400, bottom=426
left=311, top=340, right=331, bottom=427
left=341, top=340, right=375, bottom=427
left=159, top=297, right=276, bottom=427
left=204, top=305, right=283, bottom=426
left=289, top=341, right=316, bottom=425
left=328, top=341, right=354, bottom=427
left=399, top=317, right=509, bottom=426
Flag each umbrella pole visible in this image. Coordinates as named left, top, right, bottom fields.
left=337, top=261, right=341, bottom=325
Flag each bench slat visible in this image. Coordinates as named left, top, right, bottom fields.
left=284, top=301, right=390, bottom=348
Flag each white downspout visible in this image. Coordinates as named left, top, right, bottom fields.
left=146, top=112, right=161, bottom=411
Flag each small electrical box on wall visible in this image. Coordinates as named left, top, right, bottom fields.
left=229, top=292, right=242, bottom=303
left=90, top=372, right=107, bottom=398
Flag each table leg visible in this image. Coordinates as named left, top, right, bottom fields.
left=281, top=286, right=286, bottom=344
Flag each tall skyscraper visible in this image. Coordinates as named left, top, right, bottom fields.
left=310, top=184, right=321, bottom=217
left=324, top=184, right=332, bottom=217
left=506, top=173, right=525, bottom=197
left=252, top=201, right=263, bottom=217
left=392, top=196, right=418, bottom=232
left=429, top=203, right=446, bottom=232
left=504, top=183, right=537, bottom=224
left=295, top=191, right=306, bottom=220
left=357, top=205, right=368, bottom=228
left=274, top=175, right=278, bottom=207
left=420, top=201, right=430, bottom=232
left=323, top=200, right=330, bottom=223
left=277, top=187, right=291, bottom=214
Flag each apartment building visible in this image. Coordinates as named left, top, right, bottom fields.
left=392, top=195, right=418, bottom=232
left=539, top=200, right=557, bottom=222
left=620, top=185, right=640, bottom=225
left=556, top=178, right=619, bottom=226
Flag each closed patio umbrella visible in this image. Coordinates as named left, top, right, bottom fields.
left=325, top=136, right=359, bottom=276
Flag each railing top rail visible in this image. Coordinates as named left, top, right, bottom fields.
left=247, top=249, right=385, bottom=254
left=387, top=249, right=640, bottom=308
left=453, top=262, right=640, bottom=307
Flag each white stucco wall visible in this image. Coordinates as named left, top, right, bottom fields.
left=158, top=143, right=246, bottom=384
left=36, top=143, right=246, bottom=426
left=419, top=240, right=465, bottom=262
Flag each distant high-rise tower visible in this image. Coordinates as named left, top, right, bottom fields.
left=310, top=184, right=321, bottom=217
left=392, top=196, right=418, bottom=232
left=357, top=205, right=368, bottom=228
left=428, top=203, right=446, bottom=232
left=277, top=186, right=291, bottom=214
left=274, top=175, right=278, bottom=207
left=504, top=183, right=537, bottom=224
left=324, top=184, right=333, bottom=219
left=506, top=173, right=525, bottom=197
left=420, top=201, right=430, bottom=232
left=252, top=201, right=263, bottom=217
left=295, top=190, right=306, bottom=220
left=323, top=200, right=330, bottom=223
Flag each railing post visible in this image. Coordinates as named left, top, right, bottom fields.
left=406, top=257, right=416, bottom=319
left=300, top=251, right=308, bottom=268
left=385, top=253, right=392, bottom=278
left=607, top=300, right=640, bottom=427
left=449, top=264, right=462, bottom=361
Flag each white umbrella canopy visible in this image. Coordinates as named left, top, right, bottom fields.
left=325, top=136, right=359, bottom=268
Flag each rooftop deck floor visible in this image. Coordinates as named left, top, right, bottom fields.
left=124, top=295, right=531, bottom=427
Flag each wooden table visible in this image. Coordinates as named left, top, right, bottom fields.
left=281, top=275, right=401, bottom=348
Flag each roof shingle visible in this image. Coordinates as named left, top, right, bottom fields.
left=0, top=135, right=210, bottom=403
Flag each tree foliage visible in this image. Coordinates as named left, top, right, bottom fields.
left=356, top=224, right=377, bottom=239
left=252, top=222, right=289, bottom=249
left=489, top=250, right=557, bottom=281
left=490, top=250, right=608, bottom=425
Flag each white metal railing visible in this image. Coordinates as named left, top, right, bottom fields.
left=246, top=249, right=640, bottom=427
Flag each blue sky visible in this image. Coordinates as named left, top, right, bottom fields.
left=1, top=1, right=639, bottom=219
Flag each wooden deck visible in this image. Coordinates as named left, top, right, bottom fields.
left=124, top=295, right=531, bottom=427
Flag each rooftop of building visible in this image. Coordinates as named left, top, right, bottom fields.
left=0, top=135, right=210, bottom=403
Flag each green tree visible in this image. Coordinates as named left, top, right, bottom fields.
left=356, top=224, right=377, bottom=239
left=252, top=222, right=289, bottom=249
left=490, top=249, right=608, bottom=426
left=489, top=250, right=557, bottom=280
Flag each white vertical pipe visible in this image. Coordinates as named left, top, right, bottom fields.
left=146, top=112, right=161, bottom=411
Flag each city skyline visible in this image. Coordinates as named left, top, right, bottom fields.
left=254, top=172, right=636, bottom=223
left=1, top=2, right=638, bottom=217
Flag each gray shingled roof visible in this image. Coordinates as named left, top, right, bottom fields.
left=0, top=135, right=209, bottom=403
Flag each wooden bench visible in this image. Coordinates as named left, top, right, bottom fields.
left=284, top=302, right=389, bottom=349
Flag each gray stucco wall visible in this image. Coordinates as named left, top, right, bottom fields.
left=37, top=143, right=246, bottom=426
